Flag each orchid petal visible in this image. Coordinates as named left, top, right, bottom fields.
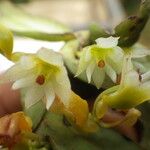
left=12, top=74, right=36, bottom=90
left=85, top=47, right=91, bottom=62
left=141, top=70, right=150, bottom=82
left=3, top=64, right=34, bottom=82
left=44, top=83, right=55, bottom=109
left=92, top=66, right=105, bottom=89
left=95, top=36, right=119, bottom=49
left=108, top=46, right=124, bottom=73
left=131, top=44, right=150, bottom=58
left=20, top=56, right=35, bottom=70
left=86, top=61, right=95, bottom=83
left=54, top=67, right=71, bottom=105
left=24, top=86, right=44, bottom=108
left=124, top=70, right=140, bottom=87
left=133, top=61, right=147, bottom=73
left=37, top=48, right=63, bottom=67
left=76, top=49, right=90, bottom=76
left=105, top=64, right=117, bottom=83
left=120, top=56, right=134, bottom=86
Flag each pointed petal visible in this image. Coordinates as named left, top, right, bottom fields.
left=20, top=56, right=35, bottom=70
left=92, top=66, right=105, bottom=89
left=131, top=44, right=150, bottom=58
left=86, top=61, right=95, bottom=83
left=120, top=56, right=134, bottom=86
left=44, top=83, right=55, bottom=109
left=95, top=36, right=119, bottom=49
left=141, top=81, right=150, bottom=89
left=56, top=67, right=71, bottom=91
left=133, top=61, right=146, bottom=73
left=76, top=48, right=91, bottom=76
left=54, top=67, right=71, bottom=105
left=141, top=70, right=150, bottom=82
left=107, top=46, right=124, bottom=73
left=105, top=64, right=117, bottom=83
left=124, top=70, right=140, bottom=87
left=53, top=82, right=71, bottom=106
left=24, top=86, right=44, bottom=108
left=37, top=48, right=63, bottom=67
left=12, top=74, right=36, bottom=90
left=85, top=47, right=91, bottom=62
left=3, top=64, right=33, bottom=83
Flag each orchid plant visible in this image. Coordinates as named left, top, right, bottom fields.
left=0, top=0, right=150, bottom=150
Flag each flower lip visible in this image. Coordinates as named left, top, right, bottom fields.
left=95, top=36, right=119, bottom=49
left=98, top=60, right=105, bottom=68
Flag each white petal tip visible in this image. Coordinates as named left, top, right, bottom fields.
left=95, top=36, right=119, bottom=49
left=37, top=48, right=63, bottom=67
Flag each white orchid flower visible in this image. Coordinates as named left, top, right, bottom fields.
left=3, top=48, right=71, bottom=109
left=76, top=36, right=124, bottom=89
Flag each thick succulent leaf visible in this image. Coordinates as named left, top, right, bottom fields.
left=0, top=1, right=75, bottom=41
left=0, top=24, right=13, bottom=59
left=36, top=112, right=140, bottom=150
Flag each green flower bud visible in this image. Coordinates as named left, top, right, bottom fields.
left=0, top=24, right=13, bottom=59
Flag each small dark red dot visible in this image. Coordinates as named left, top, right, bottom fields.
left=36, top=75, right=45, bottom=85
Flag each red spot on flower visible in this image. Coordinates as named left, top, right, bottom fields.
left=36, top=75, right=45, bottom=85
left=98, top=60, right=105, bottom=68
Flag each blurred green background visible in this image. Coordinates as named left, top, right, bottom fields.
left=3, top=0, right=150, bottom=47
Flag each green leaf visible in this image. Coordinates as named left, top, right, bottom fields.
left=36, top=112, right=140, bottom=150
left=0, top=24, right=13, bottom=59
left=0, top=1, right=75, bottom=42
left=138, top=102, right=150, bottom=150
left=89, top=23, right=109, bottom=44
left=25, top=101, right=46, bottom=130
